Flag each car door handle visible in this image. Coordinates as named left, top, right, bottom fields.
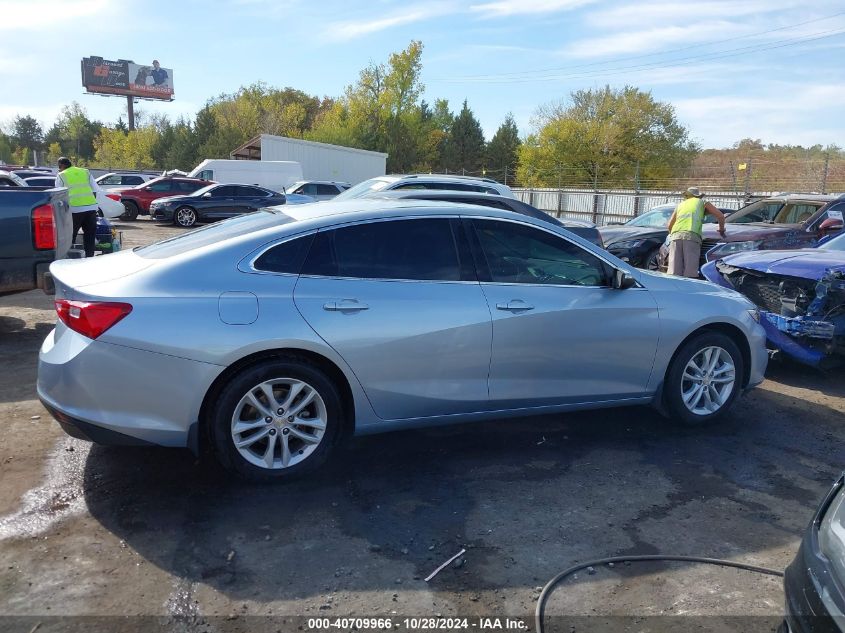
left=323, top=300, right=370, bottom=312
left=496, top=300, right=534, bottom=312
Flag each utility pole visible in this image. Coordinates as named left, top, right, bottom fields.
left=743, top=159, right=752, bottom=202
left=503, top=164, right=508, bottom=186
left=822, top=152, right=830, bottom=194
left=557, top=163, right=563, bottom=217
left=729, top=161, right=738, bottom=196
left=633, top=160, right=641, bottom=217
left=127, top=96, right=135, bottom=131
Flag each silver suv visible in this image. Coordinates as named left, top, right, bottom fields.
left=285, top=181, right=351, bottom=201
left=336, top=174, right=514, bottom=199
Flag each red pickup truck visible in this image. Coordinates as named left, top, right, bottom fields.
left=116, top=176, right=212, bottom=220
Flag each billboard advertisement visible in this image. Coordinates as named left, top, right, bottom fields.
left=81, top=57, right=174, bottom=101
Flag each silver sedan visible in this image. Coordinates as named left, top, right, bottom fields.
left=38, top=200, right=768, bottom=481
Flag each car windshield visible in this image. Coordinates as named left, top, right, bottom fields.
left=135, top=209, right=294, bottom=259
left=727, top=199, right=785, bottom=224
left=819, top=232, right=845, bottom=251
left=334, top=178, right=391, bottom=199
left=627, top=206, right=673, bottom=227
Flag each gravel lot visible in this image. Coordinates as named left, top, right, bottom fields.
left=0, top=217, right=843, bottom=632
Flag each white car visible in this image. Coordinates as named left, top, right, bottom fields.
left=96, top=172, right=157, bottom=191
left=285, top=180, right=351, bottom=201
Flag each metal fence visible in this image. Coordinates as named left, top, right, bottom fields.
left=512, top=188, right=765, bottom=226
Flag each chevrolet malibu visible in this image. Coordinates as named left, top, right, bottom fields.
left=38, top=200, right=768, bottom=481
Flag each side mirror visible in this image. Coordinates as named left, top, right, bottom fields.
left=612, top=269, right=637, bottom=290
left=819, top=218, right=844, bottom=234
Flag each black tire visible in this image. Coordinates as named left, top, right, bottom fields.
left=645, top=248, right=660, bottom=271
left=174, top=206, right=198, bottom=228
left=664, top=331, right=744, bottom=426
left=209, top=357, right=343, bottom=482
left=121, top=200, right=139, bottom=221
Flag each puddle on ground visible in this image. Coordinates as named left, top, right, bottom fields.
left=0, top=436, right=89, bottom=540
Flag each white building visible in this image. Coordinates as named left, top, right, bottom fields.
left=230, top=134, right=387, bottom=185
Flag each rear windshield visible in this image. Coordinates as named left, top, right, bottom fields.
left=135, top=210, right=293, bottom=259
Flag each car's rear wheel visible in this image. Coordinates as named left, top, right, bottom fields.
left=210, top=358, right=342, bottom=481
left=121, top=200, right=139, bottom=221
left=664, top=331, right=743, bottom=425
left=175, top=206, right=197, bottom=228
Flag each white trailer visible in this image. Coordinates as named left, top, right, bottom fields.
left=229, top=134, right=387, bottom=185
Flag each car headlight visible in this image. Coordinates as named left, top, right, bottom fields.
left=609, top=239, right=648, bottom=250
left=820, top=481, right=845, bottom=585
left=706, top=240, right=763, bottom=260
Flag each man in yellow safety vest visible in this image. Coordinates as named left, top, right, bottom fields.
left=666, top=187, right=726, bottom=278
left=56, top=157, right=102, bottom=257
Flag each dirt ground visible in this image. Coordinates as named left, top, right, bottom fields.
left=0, top=217, right=843, bottom=632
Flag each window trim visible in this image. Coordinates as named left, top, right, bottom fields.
left=468, top=216, right=630, bottom=289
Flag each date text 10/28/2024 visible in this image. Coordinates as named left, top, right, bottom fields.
left=307, top=617, right=529, bottom=630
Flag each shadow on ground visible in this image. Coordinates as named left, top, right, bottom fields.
left=80, top=379, right=844, bottom=603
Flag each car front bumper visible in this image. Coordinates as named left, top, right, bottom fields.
left=38, top=325, right=221, bottom=448
left=151, top=206, right=175, bottom=222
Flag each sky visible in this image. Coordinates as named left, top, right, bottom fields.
left=2, top=0, right=844, bottom=150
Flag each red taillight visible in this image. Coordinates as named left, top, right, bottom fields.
left=33, top=204, right=56, bottom=250
left=55, top=300, right=132, bottom=339
left=106, top=193, right=120, bottom=201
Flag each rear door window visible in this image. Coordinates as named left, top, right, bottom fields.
left=315, top=184, right=340, bottom=196
left=301, top=218, right=463, bottom=282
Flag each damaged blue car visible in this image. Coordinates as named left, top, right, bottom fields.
left=702, top=232, right=845, bottom=368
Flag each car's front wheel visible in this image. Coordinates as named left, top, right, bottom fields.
left=174, top=206, right=198, bottom=228
left=210, top=358, right=342, bottom=481
left=664, top=331, right=744, bottom=425
left=645, top=248, right=660, bottom=271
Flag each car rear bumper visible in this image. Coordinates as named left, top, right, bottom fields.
left=37, top=326, right=221, bottom=448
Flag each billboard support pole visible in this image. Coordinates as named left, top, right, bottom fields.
left=127, top=96, right=135, bottom=131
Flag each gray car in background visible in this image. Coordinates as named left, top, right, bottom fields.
left=38, top=200, right=767, bottom=481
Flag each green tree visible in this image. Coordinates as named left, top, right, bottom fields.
left=44, top=102, right=102, bottom=162
left=485, top=113, right=521, bottom=185
left=93, top=127, right=158, bottom=169
left=11, top=115, right=44, bottom=154
left=518, top=85, right=698, bottom=187
left=0, top=132, right=12, bottom=163
left=444, top=100, right=485, bottom=174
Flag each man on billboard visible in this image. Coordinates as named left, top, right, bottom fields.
left=150, top=60, right=168, bottom=86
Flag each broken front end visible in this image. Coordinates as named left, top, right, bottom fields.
left=710, top=262, right=845, bottom=367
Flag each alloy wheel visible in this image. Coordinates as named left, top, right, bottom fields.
left=230, top=378, right=327, bottom=470
left=681, top=346, right=736, bottom=416
left=176, top=207, right=196, bottom=227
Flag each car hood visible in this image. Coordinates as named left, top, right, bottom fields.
left=702, top=223, right=795, bottom=241
left=599, top=226, right=666, bottom=244
left=719, top=249, right=845, bottom=278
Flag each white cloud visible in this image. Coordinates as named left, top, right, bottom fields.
left=325, top=2, right=457, bottom=40
left=0, top=0, right=114, bottom=30
left=566, top=22, right=747, bottom=57
left=585, top=0, right=804, bottom=28
left=470, top=0, right=595, bottom=17
left=673, top=83, right=845, bottom=146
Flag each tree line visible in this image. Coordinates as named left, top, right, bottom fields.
left=1, top=40, right=841, bottom=192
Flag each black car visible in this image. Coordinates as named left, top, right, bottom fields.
left=599, top=204, right=676, bottom=270
left=150, top=183, right=286, bottom=227
left=782, top=473, right=845, bottom=633
left=372, top=190, right=604, bottom=247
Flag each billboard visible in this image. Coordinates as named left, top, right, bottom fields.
left=81, top=57, right=174, bottom=101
